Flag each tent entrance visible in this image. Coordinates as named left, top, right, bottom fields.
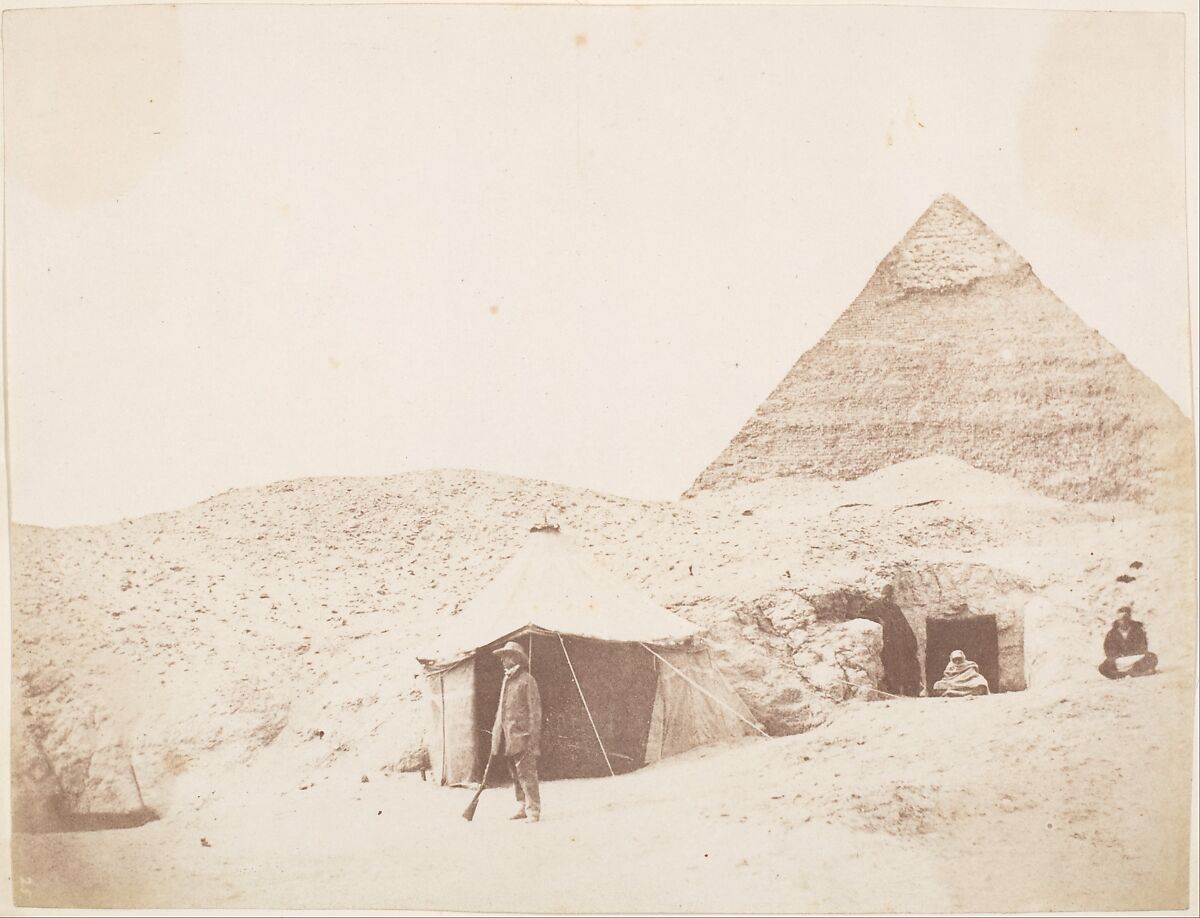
left=924, top=614, right=1000, bottom=694
left=473, top=632, right=660, bottom=781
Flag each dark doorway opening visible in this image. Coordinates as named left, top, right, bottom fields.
left=473, top=632, right=660, bottom=781
left=925, top=615, right=1000, bottom=694
left=856, top=598, right=922, bottom=697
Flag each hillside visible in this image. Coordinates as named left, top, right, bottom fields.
left=689, top=194, right=1194, bottom=507
left=11, top=459, right=1195, bottom=838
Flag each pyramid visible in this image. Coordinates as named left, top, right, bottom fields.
left=688, top=194, right=1194, bottom=506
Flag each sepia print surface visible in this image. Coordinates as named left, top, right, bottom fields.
left=3, top=2, right=1197, bottom=914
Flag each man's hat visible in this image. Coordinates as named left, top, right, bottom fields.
left=492, top=641, right=528, bottom=666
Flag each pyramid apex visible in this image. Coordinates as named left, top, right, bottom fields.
left=931, top=191, right=965, bottom=206
left=878, top=194, right=1029, bottom=292
left=933, top=191, right=965, bottom=204
left=921, top=192, right=987, bottom=223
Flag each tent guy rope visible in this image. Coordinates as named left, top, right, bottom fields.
left=638, top=643, right=771, bottom=739
left=827, top=677, right=905, bottom=701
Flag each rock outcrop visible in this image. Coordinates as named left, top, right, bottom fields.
left=12, top=670, right=156, bottom=832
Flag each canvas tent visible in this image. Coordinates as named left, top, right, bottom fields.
left=417, top=525, right=762, bottom=786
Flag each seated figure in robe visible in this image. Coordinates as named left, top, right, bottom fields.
left=932, top=649, right=991, bottom=697
left=1099, top=606, right=1158, bottom=680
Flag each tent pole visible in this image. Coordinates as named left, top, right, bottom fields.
left=128, top=759, right=146, bottom=810
left=639, top=643, right=771, bottom=739
left=557, top=633, right=616, bottom=777
left=439, top=674, right=448, bottom=785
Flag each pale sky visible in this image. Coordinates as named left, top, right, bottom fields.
left=3, top=4, right=1194, bottom=527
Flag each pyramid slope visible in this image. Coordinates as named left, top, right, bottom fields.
left=689, top=195, right=1194, bottom=506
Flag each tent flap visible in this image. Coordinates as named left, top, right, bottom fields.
left=645, top=646, right=757, bottom=765
left=427, top=658, right=478, bottom=786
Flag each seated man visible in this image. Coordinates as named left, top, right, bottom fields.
left=932, top=650, right=991, bottom=697
left=1099, top=606, right=1158, bottom=679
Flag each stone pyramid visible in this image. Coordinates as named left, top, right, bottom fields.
left=688, top=194, right=1194, bottom=506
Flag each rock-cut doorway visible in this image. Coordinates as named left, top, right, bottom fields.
left=925, top=614, right=1000, bottom=693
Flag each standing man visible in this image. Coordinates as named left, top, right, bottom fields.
left=492, top=641, right=542, bottom=823
left=1099, top=605, right=1158, bottom=679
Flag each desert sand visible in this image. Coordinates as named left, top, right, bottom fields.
left=11, top=654, right=1194, bottom=912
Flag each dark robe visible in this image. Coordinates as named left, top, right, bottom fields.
left=1099, top=620, right=1157, bottom=679
left=932, top=658, right=991, bottom=697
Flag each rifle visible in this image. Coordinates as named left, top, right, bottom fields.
left=462, top=672, right=508, bottom=822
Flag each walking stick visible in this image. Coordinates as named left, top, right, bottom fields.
left=462, top=673, right=508, bottom=822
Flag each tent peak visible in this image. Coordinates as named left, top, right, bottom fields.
left=418, top=524, right=701, bottom=665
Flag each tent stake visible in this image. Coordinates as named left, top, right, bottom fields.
left=557, top=633, right=615, bottom=777
left=639, top=643, right=771, bottom=739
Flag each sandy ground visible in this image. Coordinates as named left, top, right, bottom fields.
left=13, top=660, right=1194, bottom=912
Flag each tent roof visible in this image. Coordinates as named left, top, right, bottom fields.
left=418, top=527, right=700, bottom=665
